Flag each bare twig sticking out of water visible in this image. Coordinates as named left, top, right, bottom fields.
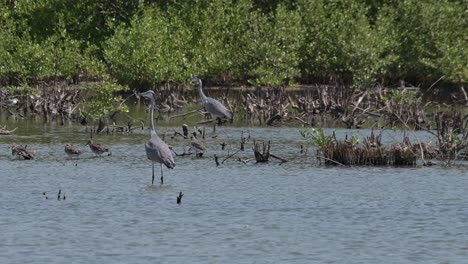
left=214, top=155, right=220, bottom=166
left=270, top=153, right=288, bottom=163
left=169, top=109, right=201, bottom=119
left=0, top=125, right=18, bottom=135
left=197, top=119, right=216, bottom=125
left=253, top=140, right=270, bottom=162
left=238, top=158, right=255, bottom=164
left=240, top=131, right=246, bottom=151
left=172, top=129, right=186, bottom=139
left=300, top=144, right=308, bottom=155
left=312, top=155, right=349, bottom=167
left=222, top=149, right=241, bottom=164
left=460, top=86, right=468, bottom=106
left=177, top=192, right=183, bottom=204
left=389, top=111, right=428, bottom=164
left=172, top=147, right=194, bottom=157
left=171, top=124, right=190, bottom=139
left=182, top=124, right=188, bottom=137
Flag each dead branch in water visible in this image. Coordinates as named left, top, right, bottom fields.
left=197, top=119, right=216, bottom=125
left=312, top=155, right=348, bottom=167
left=168, top=109, right=200, bottom=119
left=253, top=140, right=270, bottom=162
left=0, top=125, right=18, bottom=135
left=221, top=149, right=242, bottom=164
left=270, top=153, right=288, bottom=163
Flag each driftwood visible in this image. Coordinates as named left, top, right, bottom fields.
left=238, top=158, right=256, bottom=164
left=182, top=124, right=188, bottom=137
left=266, top=114, right=282, bottom=126
left=240, top=131, right=246, bottom=151
left=172, top=148, right=194, bottom=157
left=0, top=126, right=18, bottom=135
left=270, top=153, right=288, bottom=163
left=196, top=119, right=215, bottom=125
left=169, top=109, right=200, bottom=119
left=461, top=86, right=468, bottom=106
left=222, top=149, right=241, bottom=164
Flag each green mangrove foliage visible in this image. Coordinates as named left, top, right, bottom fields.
left=0, top=0, right=466, bottom=87
left=300, top=126, right=333, bottom=150
left=82, top=81, right=129, bottom=122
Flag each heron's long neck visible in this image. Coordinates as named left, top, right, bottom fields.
left=197, top=80, right=208, bottom=102
left=148, top=96, right=156, bottom=136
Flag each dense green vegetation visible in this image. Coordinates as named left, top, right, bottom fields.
left=0, top=0, right=466, bottom=89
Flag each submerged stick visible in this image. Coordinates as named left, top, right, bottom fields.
left=270, top=153, right=288, bottom=163
left=222, top=149, right=241, bottom=164
left=169, top=109, right=200, bottom=119
left=177, top=192, right=184, bottom=204
left=312, top=155, right=348, bottom=167
left=0, top=126, right=18, bottom=135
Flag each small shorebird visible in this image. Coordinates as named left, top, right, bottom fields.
left=191, top=132, right=207, bottom=154
left=10, top=143, right=35, bottom=160
left=64, top=144, right=82, bottom=159
left=86, top=139, right=109, bottom=157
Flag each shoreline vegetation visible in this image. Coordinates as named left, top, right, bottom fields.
left=0, top=1, right=465, bottom=88
left=1, top=0, right=466, bottom=166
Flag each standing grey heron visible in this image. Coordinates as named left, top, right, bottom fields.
left=190, top=76, right=233, bottom=122
left=138, top=90, right=175, bottom=185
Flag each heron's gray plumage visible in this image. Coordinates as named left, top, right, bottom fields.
left=191, top=76, right=233, bottom=120
left=145, top=135, right=175, bottom=169
left=139, top=90, right=175, bottom=184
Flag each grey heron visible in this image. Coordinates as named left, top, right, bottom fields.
left=190, top=76, right=233, bottom=122
left=64, top=144, right=83, bottom=159
left=86, top=139, right=109, bottom=157
left=138, top=90, right=175, bottom=185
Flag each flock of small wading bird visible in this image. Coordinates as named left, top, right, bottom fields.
left=8, top=77, right=235, bottom=203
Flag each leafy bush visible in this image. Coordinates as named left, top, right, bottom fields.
left=1, top=0, right=466, bottom=88
left=248, top=4, right=303, bottom=86
left=105, top=7, right=191, bottom=86
left=83, top=81, right=129, bottom=121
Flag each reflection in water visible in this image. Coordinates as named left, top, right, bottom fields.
left=0, top=125, right=467, bottom=263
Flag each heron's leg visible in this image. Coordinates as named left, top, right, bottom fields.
left=152, top=162, right=155, bottom=185
left=160, top=163, right=164, bottom=185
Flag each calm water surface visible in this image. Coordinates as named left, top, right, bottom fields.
left=1, top=122, right=467, bottom=263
